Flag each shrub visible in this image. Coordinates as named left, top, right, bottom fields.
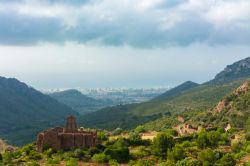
left=104, top=146, right=129, bottom=162
left=197, top=130, right=228, bottom=148
left=165, top=129, right=178, bottom=137
left=27, top=161, right=40, bottom=166
left=113, top=138, right=129, bottom=148
left=134, top=125, right=146, bottom=133
left=112, top=128, right=123, bottom=135
left=129, top=159, right=154, bottom=166
left=217, top=154, right=236, bottom=166
left=45, top=157, right=60, bottom=165
left=73, top=149, right=85, bottom=160
left=232, top=142, right=243, bottom=153
left=87, top=147, right=101, bottom=156
left=167, top=145, right=186, bottom=162
left=245, top=133, right=250, bottom=141
left=197, top=149, right=216, bottom=166
left=128, top=132, right=144, bottom=146
left=2, top=152, right=13, bottom=164
left=182, top=141, right=191, bottom=148
left=28, top=150, right=42, bottom=160
left=65, top=158, right=78, bottom=166
left=132, top=146, right=151, bottom=158
left=109, top=159, right=119, bottom=166
left=97, top=131, right=108, bottom=141
left=152, top=133, right=174, bottom=159
left=44, top=148, right=56, bottom=158
left=0, top=153, right=2, bottom=161
left=176, top=157, right=201, bottom=166
left=92, top=153, right=110, bottom=163
left=197, top=130, right=208, bottom=149
left=158, top=160, right=175, bottom=166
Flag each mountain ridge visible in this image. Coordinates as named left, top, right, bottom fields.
left=78, top=57, right=250, bottom=130
left=152, top=81, right=199, bottom=101
left=209, top=56, right=250, bottom=84
left=49, top=89, right=114, bottom=114
left=0, top=76, right=78, bottom=145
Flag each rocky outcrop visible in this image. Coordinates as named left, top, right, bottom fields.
left=211, top=57, right=250, bottom=83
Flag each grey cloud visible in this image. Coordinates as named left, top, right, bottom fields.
left=0, top=0, right=250, bottom=47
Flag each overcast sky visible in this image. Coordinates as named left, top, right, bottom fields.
left=0, top=0, right=249, bottom=89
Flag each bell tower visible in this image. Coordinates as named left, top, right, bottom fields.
left=65, top=115, right=77, bottom=133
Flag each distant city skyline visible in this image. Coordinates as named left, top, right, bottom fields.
left=0, top=0, right=249, bottom=89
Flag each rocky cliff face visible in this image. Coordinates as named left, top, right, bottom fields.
left=211, top=57, right=250, bottom=83
left=213, top=81, right=250, bottom=113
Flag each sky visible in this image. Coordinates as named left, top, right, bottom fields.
left=0, top=0, right=249, bottom=89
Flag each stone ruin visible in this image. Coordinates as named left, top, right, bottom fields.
left=174, top=123, right=200, bottom=136
left=37, top=115, right=99, bottom=151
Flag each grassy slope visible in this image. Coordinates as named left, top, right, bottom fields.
left=79, top=80, right=244, bottom=130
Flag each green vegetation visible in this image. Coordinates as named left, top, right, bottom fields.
left=193, top=81, right=250, bottom=129
left=79, top=80, right=244, bottom=131
left=79, top=57, right=250, bottom=131
left=0, top=77, right=77, bottom=146
left=49, top=89, right=114, bottom=115
left=2, top=80, right=250, bottom=166
left=1, top=127, right=249, bottom=165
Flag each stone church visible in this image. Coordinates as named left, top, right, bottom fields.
left=37, top=115, right=99, bottom=151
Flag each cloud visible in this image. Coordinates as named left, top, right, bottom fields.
left=0, top=0, right=250, bottom=47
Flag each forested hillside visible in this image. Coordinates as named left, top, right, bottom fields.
left=0, top=77, right=77, bottom=145
left=193, top=80, right=250, bottom=129
left=79, top=57, right=250, bottom=130
left=49, top=89, right=114, bottom=114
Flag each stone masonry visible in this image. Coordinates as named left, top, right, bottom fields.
left=37, top=115, right=99, bottom=151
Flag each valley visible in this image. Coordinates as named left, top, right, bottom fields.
left=0, top=57, right=250, bottom=166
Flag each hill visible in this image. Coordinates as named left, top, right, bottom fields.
left=152, top=81, right=199, bottom=101
left=49, top=89, right=114, bottom=114
left=79, top=80, right=242, bottom=130
left=79, top=57, right=250, bottom=130
left=210, top=56, right=250, bottom=84
left=193, top=80, right=250, bottom=129
left=0, top=77, right=78, bottom=145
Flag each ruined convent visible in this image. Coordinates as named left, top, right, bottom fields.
left=37, top=116, right=99, bottom=151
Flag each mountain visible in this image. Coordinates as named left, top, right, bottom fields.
left=193, top=80, right=250, bottom=129
left=210, top=56, right=250, bottom=84
left=79, top=80, right=242, bottom=130
left=78, top=57, right=250, bottom=130
left=153, top=81, right=199, bottom=101
left=0, top=77, right=78, bottom=145
left=49, top=89, right=114, bottom=114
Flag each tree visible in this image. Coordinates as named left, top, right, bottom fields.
left=168, top=145, right=186, bottom=162
left=104, top=147, right=129, bottom=163
left=92, top=153, right=111, bottom=163
left=97, top=131, right=108, bottom=141
left=65, top=158, right=78, bottom=166
left=176, top=157, right=201, bottom=166
left=152, top=133, right=174, bottom=159
left=217, top=154, right=236, bottom=166
left=128, top=132, right=144, bottom=145
left=206, top=131, right=220, bottom=147
left=134, top=125, right=146, bottom=133
left=197, top=130, right=208, bottom=148
left=197, top=149, right=216, bottom=166
left=129, top=159, right=155, bottom=166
